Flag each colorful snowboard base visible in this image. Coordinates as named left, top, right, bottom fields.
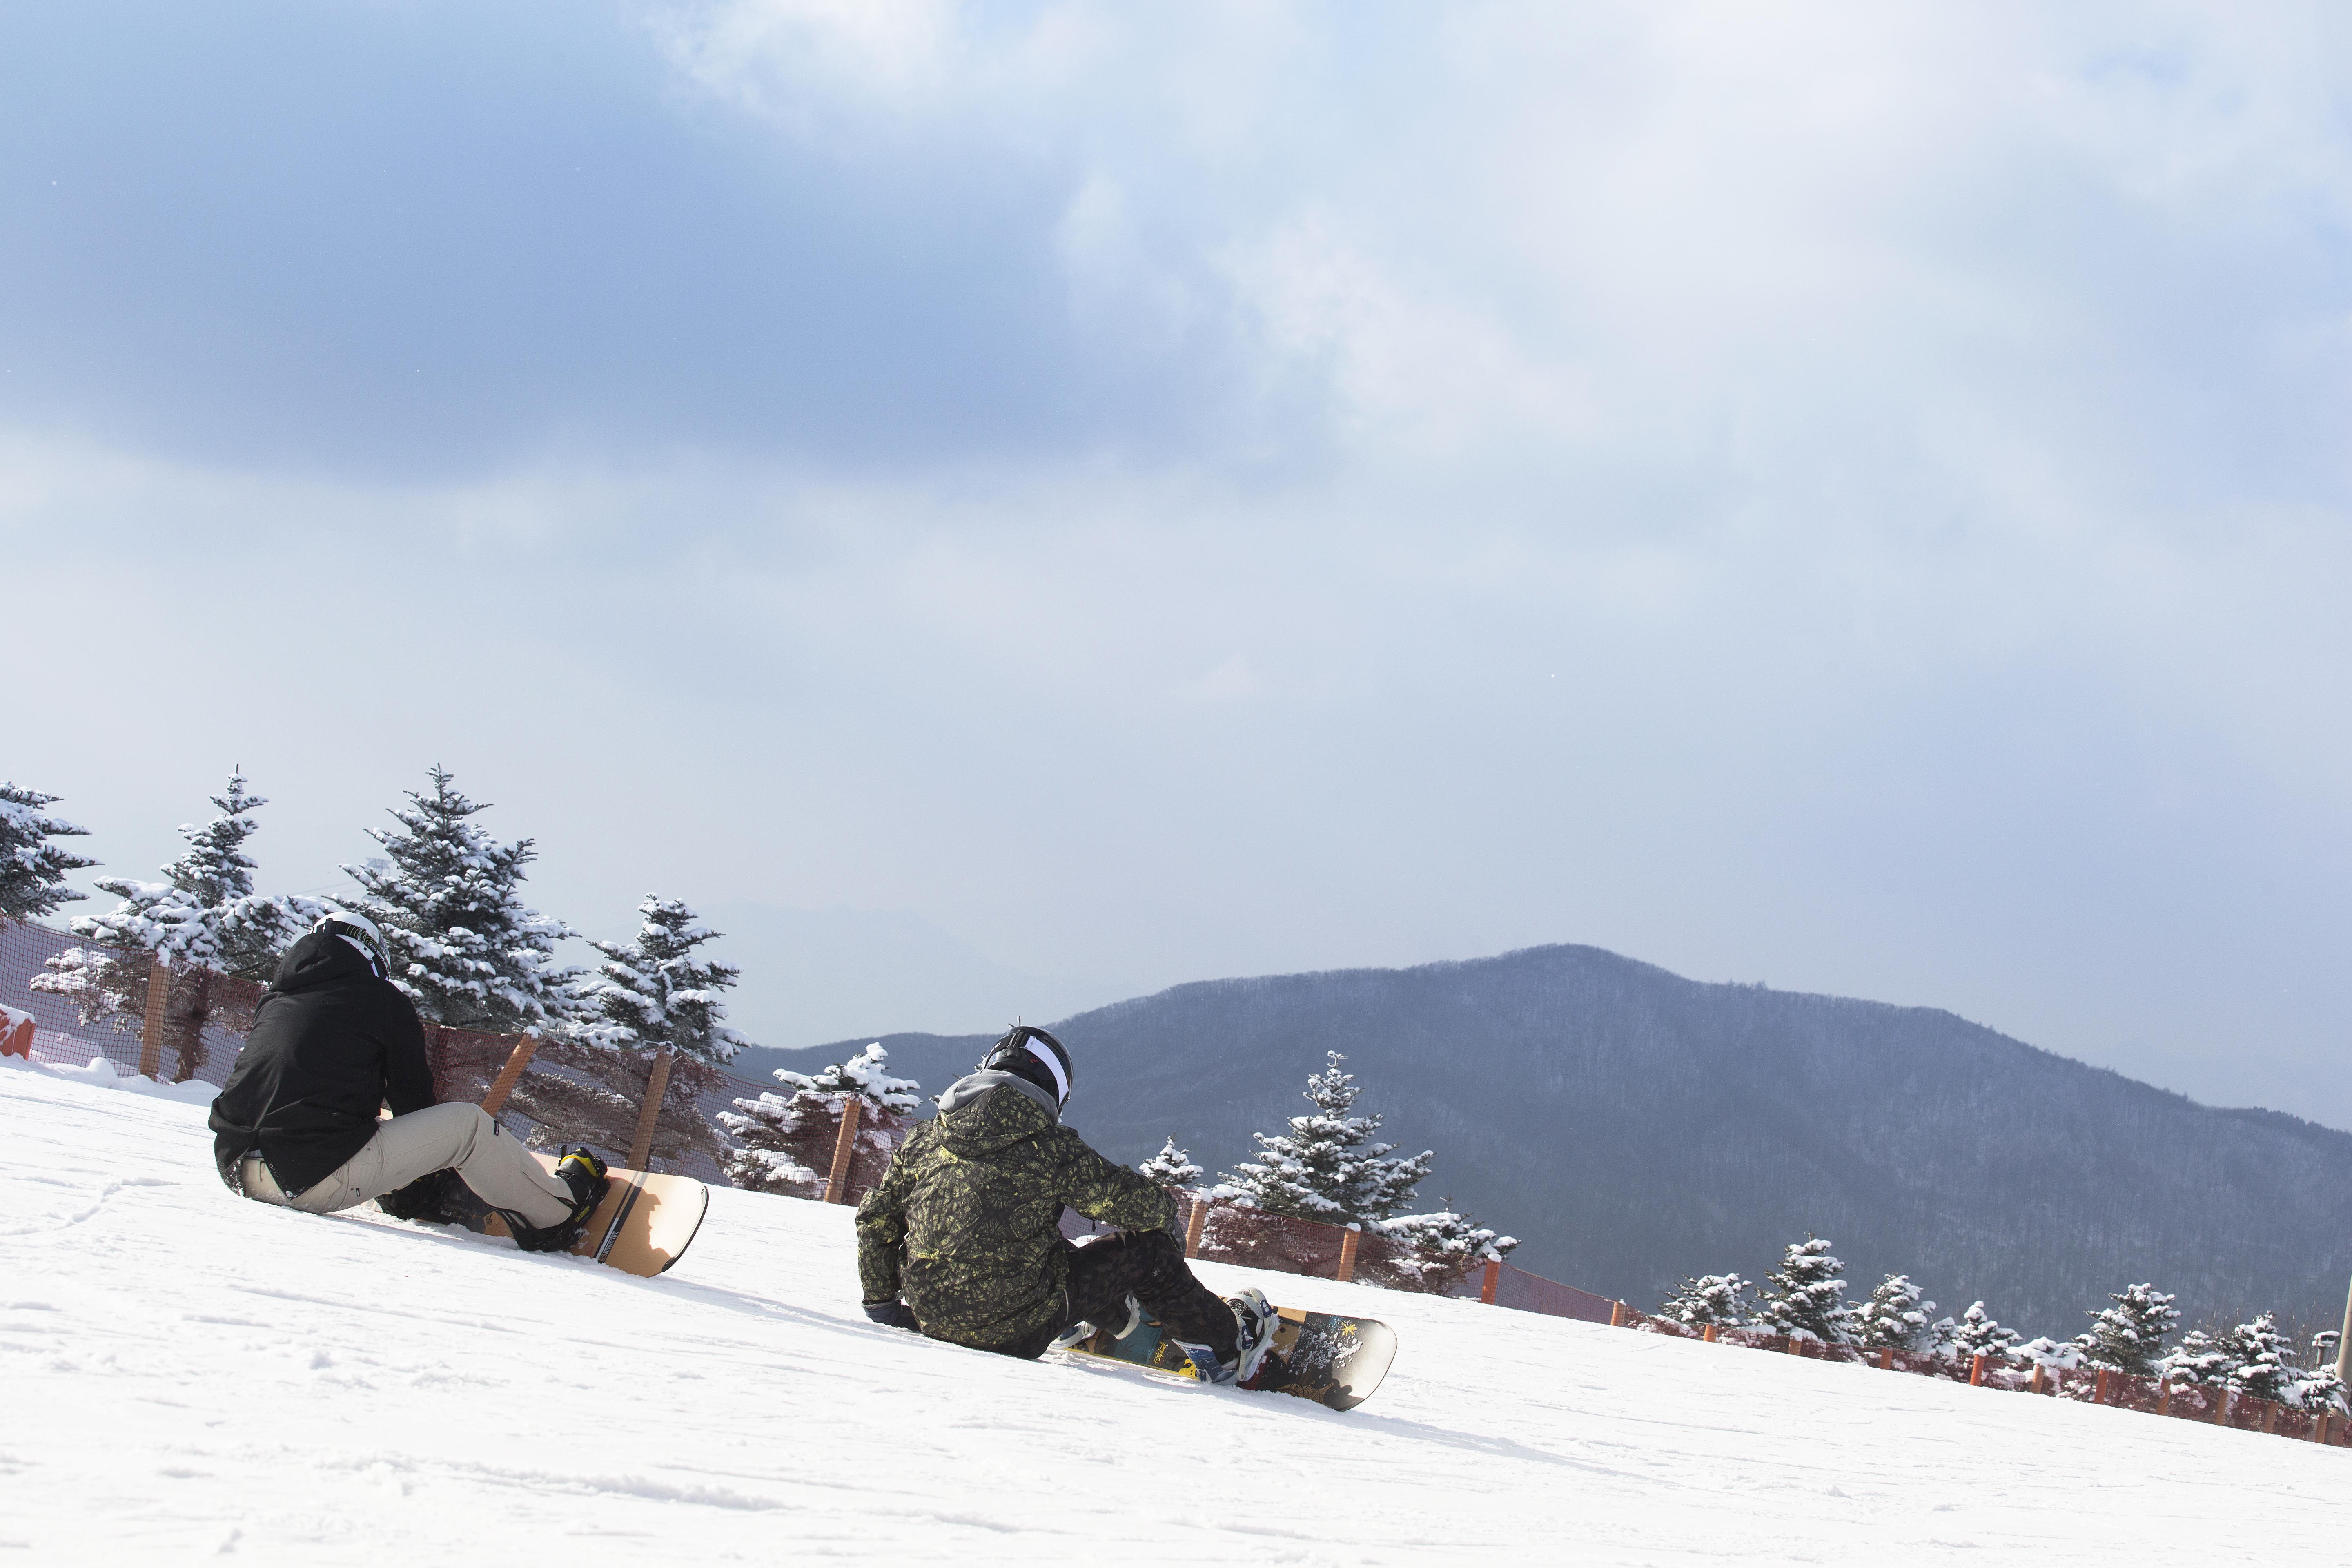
left=1062, top=1305, right=1397, bottom=1411
left=430, top=1151, right=708, bottom=1278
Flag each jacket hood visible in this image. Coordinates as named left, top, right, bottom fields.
left=268, top=929, right=378, bottom=995
left=933, top=1070, right=1060, bottom=1156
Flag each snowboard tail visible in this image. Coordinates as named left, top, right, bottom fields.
left=430, top=1152, right=708, bottom=1278
left=1064, top=1306, right=1396, bottom=1411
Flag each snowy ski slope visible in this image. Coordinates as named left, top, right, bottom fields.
left=3, top=1060, right=2343, bottom=1565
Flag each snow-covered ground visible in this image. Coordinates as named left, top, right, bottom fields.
left=4, top=1061, right=2344, bottom=1565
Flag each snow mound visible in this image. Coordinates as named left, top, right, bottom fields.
left=4, top=1044, right=220, bottom=1105
left=1, top=1068, right=2343, bottom=1565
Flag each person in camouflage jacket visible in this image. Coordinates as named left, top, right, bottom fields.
left=856, top=1026, right=1245, bottom=1367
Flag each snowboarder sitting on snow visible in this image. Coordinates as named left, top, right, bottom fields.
left=855, top=1025, right=1280, bottom=1384
left=207, top=911, right=608, bottom=1250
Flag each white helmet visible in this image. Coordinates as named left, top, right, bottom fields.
left=314, top=909, right=388, bottom=977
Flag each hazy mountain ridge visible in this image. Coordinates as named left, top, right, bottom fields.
left=740, top=944, right=2352, bottom=1339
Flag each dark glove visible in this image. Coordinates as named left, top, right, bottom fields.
left=863, top=1298, right=920, bottom=1331
left=376, top=1168, right=457, bottom=1221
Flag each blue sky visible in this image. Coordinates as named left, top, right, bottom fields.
left=10, top=2, right=2352, bottom=1125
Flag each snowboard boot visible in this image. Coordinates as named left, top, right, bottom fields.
left=505, top=1147, right=610, bottom=1254
left=1050, top=1294, right=1145, bottom=1351
left=1225, top=1288, right=1280, bottom=1384
left=1173, top=1289, right=1279, bottom=1387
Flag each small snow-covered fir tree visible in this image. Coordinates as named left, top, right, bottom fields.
left=2218, top=1312, right=2297, bottom=1402
left=1376, top=1205, right=1518, bottom=1289
left=340, top=766, right=581, bottom=1033
left=1138, top=1137, right=1204, bottom=1188
left=1754, top=1237, right=1857, bottom=1344
left=2014, top=1336, right=2086, bottom=1372
left=1658, top=1273, right=1753, bottom=1329
left=575, top=895, right=748, bottom=1065
left=2156, top=1328, right=2234, bottom=1388
left=1, top=782, right=97, bottom=922
left=1948, top=1301, right=2021, bottom=1365
left=2292, top=1357, right=2348, bottom=1414
left=2072, top=1283, right=2179, bottom=1377
left=1853, top=1274, right=1936, bottom=1352
left=65, top=772, right=314, bottom=981
left=1223, top=1051, right=1434, bottom=1223
left=721, top=1043, right=923, bottom=1197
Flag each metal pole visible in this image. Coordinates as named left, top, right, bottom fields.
left=2334, top=1270, right=2352, bottom=1384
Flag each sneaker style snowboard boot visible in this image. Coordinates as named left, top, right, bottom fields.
left=506, top=1147, right=611, bottom=1254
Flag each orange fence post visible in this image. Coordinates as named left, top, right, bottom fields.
left=1479, top=1258, right=1501, bottom=1304
left=2212, top=1388, right=2231, bottom=1425
left=1704, top=1324, right=1720, bottom=1344
left=1969, top=1353, right=1987, bottom=1387
left=2029, top=1364, right=2047, bottom=1394
left=1183, top=1196, right=1208, bottom=1259
left=1609, top=1301, right=1628, bottom=1329
left=627, top=1047, right=675, bottom=1172
left=137, top=958, right=171, bottom=1079
left=822, top=1096, right=863, bottom=1204
left=1876, top=1346, right=1893, bottom=1371
left=2094, top=1369, right=2111, bottom=1405
left=1335, top=1226, right=1360, bottom=1283
left=479, top=1034, right=538, bottom=1117
left=2158, top=1378, right=2173, bottom=1417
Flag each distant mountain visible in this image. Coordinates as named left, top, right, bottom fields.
left=739, top=944, right=2352, bottom=1339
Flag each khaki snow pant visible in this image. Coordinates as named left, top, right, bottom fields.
left=241, top=1102, right=575, bottom=1229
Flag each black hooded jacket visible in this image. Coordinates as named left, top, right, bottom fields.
left=207, top=931, right=435, bottom=1194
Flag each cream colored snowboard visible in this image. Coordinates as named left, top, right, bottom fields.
left=435, top=1152, right=708, bottom=1278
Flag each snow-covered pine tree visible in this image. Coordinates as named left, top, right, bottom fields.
left=0, top=782, right=97, bottom=922
left=340, top=766, right=581, bottom=1033
left=2071, top=1283, right=2180, bottom=1376
left=1853, top=1274, right=1937, bottom=1352
left=1658, top=1273, right=1753, bottom=1329
left=720, top=1044, right=922, bottom=1198
left=34, top=773, right=315, bottom=1076
left=66, top=772, right=314, bottom=981
left=1138, top=1137, right=1204, bottom=1188
left=2219, top=1312, right=2297, bottom=1402
left=1947, top=1301, right=2022, bottom=1365
left=1754, top=1236, right=1858, bottom=1344
left=575, top=895, right=749, bottom=1065
left=2292, top=1356, right=2348, bottom=1415
left=1222, top=1051, right=1434, bottom=1223
left=1376, top=1205, right=1519, bottom=1290
left=2155, top=1328, right=2234, bottom=1388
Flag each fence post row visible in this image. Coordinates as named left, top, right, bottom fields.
left=137, top=958, right=171, bottom=1080
left=822, top=1096, right=862, bottom=1204
left=626, top=1047, right=675, bottom=1172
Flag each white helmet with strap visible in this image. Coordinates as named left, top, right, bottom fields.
left=314, top=909, right=388, bottom=978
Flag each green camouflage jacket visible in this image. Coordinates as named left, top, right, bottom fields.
left=856, top=1070, right=1176, bottom=1354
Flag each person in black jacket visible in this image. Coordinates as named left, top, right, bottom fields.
left=208, top=911, right=607, bottom=1249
